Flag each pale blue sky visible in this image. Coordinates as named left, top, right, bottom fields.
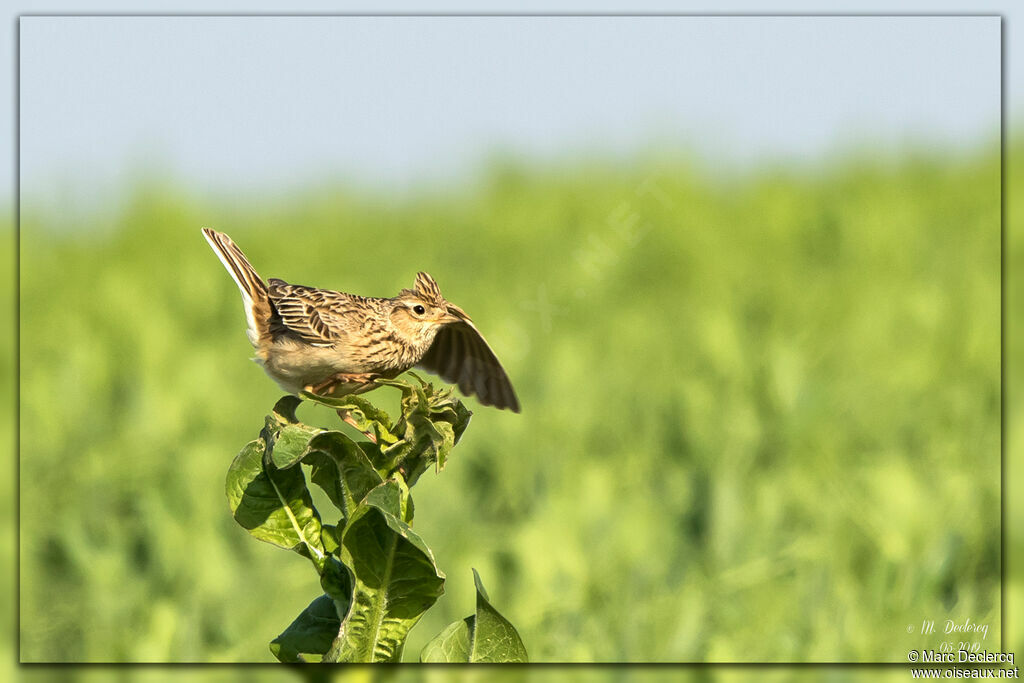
left=12, top=3, right=1006, bottom=203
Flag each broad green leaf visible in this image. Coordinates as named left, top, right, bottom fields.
left=320, top=555, right=353, bottom=606
left=305, top=451, right=346, bottom=517
left=419, top=618, right=472, bottom=663
left=270, top=594, right=342, bottom=663
left=313, top=432, right=383, bottom=506
left=267, top=423, right=322, bottom=469
left=419, top=569, right=528, bottom=663
left=305, top=431, right=383, bottom=521
left=320, top=524, right=340, bottom=555
left=263, top=395, right=323, bottom=469
left=270, top=395, right=304, bottom=423
left=469, top=568, right=528, bottom=662
left=225, top=438, right=326, bottom=569
left=304, top=554, right=354, bottom=663
left=331, top=481, right=445, bottom=662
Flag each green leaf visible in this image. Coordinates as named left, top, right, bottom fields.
left=408, top=411, right=455, bottom=472
left=331, top=481, right=445, bottom=662
left=305, top=431, right=383, bottom=521
left=270, top=395, right=304, bottom=423
left=320, top=555, right=353, bottom=607
left=320, top=524, right=340, bottom=556
left=469, top=568, right=528, bottom=662
left=269, top=594, right=342, bottom=663
left=262, top=396, right=323, bottom=469
left=267, top=423, right=322, bottom=469
left=418, top=618, right=472, bottom=663
left=377, top=438, right=414, bottom=476
left=225, top=438, right=325, bottom=569
left=419, top=569, right=528, bottom=663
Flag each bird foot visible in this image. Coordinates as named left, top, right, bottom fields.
left=305, top=373, right=383, bottom=442
left=306, top=372, right=382, bottom=397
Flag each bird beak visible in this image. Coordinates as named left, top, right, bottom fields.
left=442, top=304, right=470, bottom=324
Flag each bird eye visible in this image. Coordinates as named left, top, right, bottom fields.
left=413, top=305, right=426, bottom=315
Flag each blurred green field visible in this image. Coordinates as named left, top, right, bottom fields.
left=17, top=142, right=1001, bottom=664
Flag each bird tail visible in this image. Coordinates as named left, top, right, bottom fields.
left=202, top=227, right=272, bottom=346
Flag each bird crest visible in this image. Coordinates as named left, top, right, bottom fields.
left=407, top=271, right=445, bottom=305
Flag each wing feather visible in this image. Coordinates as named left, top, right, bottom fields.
left=267, top=278, right=357, bottom=347
left=418, top=319, right=520, bottom=412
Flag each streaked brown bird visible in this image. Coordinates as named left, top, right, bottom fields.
left=202, top=228, right=520, bottom=412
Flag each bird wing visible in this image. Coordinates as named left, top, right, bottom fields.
left=417, top=317, right=520, bottom=412
left=267, top=279, right=359, bottom=347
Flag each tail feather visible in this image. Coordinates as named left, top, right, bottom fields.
left=202, top=227, right=271, bottom=346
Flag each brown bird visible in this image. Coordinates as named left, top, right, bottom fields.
left=202, top=228, right=520, bottom=412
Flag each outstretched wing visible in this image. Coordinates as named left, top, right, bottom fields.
left=266, top=278, right=359, bottom=347
left=418, top=317, right=520, bottom=412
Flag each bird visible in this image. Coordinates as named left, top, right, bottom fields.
left=201, top=228, right=520, bottom=412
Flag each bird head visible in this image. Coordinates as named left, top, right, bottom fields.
left=390, top=272, right=466, bottom=347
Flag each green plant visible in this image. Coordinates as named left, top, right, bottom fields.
left=224, top=375, right=528, bottom=663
